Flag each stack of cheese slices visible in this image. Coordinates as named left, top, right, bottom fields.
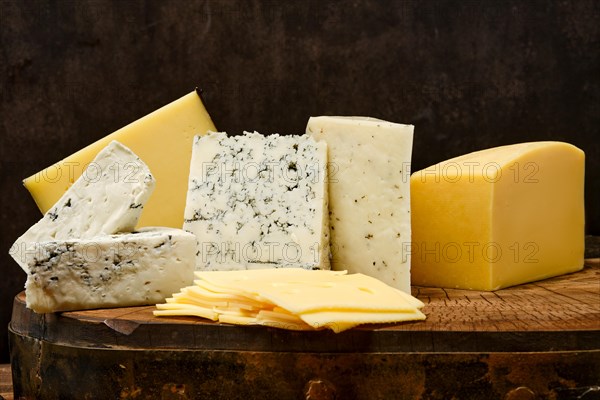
left=154, top=268, right=425, bottom=333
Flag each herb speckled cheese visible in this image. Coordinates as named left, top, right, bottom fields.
left=25, top=227, right=196, bottom=313
left=183, top=131, right=330, bottom=270
left=307, top=116, right=414, bottom=294
left=11, top=141, right=155, bottom=273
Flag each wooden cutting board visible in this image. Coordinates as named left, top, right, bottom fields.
left=9, top=259, right=600, bottom=399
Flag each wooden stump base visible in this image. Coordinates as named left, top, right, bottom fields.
left=9, top=260, right=600, bottom=399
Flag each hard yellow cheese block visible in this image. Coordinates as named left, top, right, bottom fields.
left=23, top=90, right=216, bottom=228
left=410, top=141, right=585, bottom=290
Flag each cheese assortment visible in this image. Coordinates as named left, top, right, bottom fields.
left=307, top=116, right=414, bottom=294
left=23, top=90, right=216, bottom=228
left=25, top=228, right=196, bottom=313
left=183, top=131, right=330, bottom=271
left=154, top=268, right=425, bottom=333
left=11, top=141, right=156, bottom=273
left=410, top=141, right=585, bottom=290
left=10, top=88, right=588, bottom=334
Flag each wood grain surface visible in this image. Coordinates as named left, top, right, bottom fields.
left=0, top=364, right=12, bottom=400
left=10, top=259, right=599, bottom=354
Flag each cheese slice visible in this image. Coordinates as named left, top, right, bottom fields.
left=153, top=308, right=219, bottom=321
left=218, top=314, right=259, bottom=326
left=10, top=141, right=155, bottom=272
left=184, top=132, right=330, bottom=270
left=299, top=309, right=426, bottom=333
left=256, top=310, right=316, bottom=331
left=306, top=116, right=414, bottom=293
left=23, top=90, right=216, bottom=228
left=184, top=285, right=267, bottom=310
left=25, top=227, right=196, bottom=313
left=197, top=271, right=423, bottom=314
left=410, top=141, right=585, bottom=290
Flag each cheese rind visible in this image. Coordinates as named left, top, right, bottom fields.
left=25, top=227, right=196, bottom=313
left=410, top=141, right=585, bottom=290
left=23, top=90, right=216, bottom=228
left=306, top=116, right=414, bottom=294
left=183, top=131, right=330, bottom=270
left=11, top=141, right=155, bottom=272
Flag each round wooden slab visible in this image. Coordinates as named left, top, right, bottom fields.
left=9, top=260, right=600, bottom=399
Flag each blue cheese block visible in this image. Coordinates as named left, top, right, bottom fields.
left=25, top=227, right=196, bottom=313
left=184, top=131, right=330, bottom=271
left=11, top=141, right=155, bottom=273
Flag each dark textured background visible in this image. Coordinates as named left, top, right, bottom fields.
left=0, top=0, right=598, bottom=362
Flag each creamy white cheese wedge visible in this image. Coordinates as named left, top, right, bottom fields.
left=184, top=131, right=330, bottom=270
left=25, top=227, right=196, bottom=313
left=10, top=141, right=155, bottom=272
left=307, top=116, right=414, bottom=294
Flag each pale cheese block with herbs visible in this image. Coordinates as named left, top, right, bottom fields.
left=25, top=227, right=196, bottom=313
left=410, top=141, right=585, bottom=290
left=306, top=116, right=414, bottom=294
left=183, top=131, right=330, bottom=270
left=10, top=141, right=155, bottom=273
left=22, top=90, right=216, bottom=228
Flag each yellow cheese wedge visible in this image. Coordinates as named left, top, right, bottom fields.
left=410, top=141, right=585, bottom=290
left=23, top=90, right=216, bottom=228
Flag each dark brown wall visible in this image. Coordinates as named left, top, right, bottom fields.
left=1, top=0, right=598, bottom=362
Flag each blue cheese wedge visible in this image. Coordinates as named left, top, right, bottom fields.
left=183, top=131, right=330, bottom=270
left=307, top=116, right=414, bottom=294
left=25, top=227, right=196, bottom=313
left=10, top=141, right=155, bottom=273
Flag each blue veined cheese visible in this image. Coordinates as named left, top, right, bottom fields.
left=25, top=227, right=196, bottom=313
left=10, top=141, right=155, bottom=273
left=307, top=116, right=414, bottom=294
left=183, top=131, right=330, bottom=271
